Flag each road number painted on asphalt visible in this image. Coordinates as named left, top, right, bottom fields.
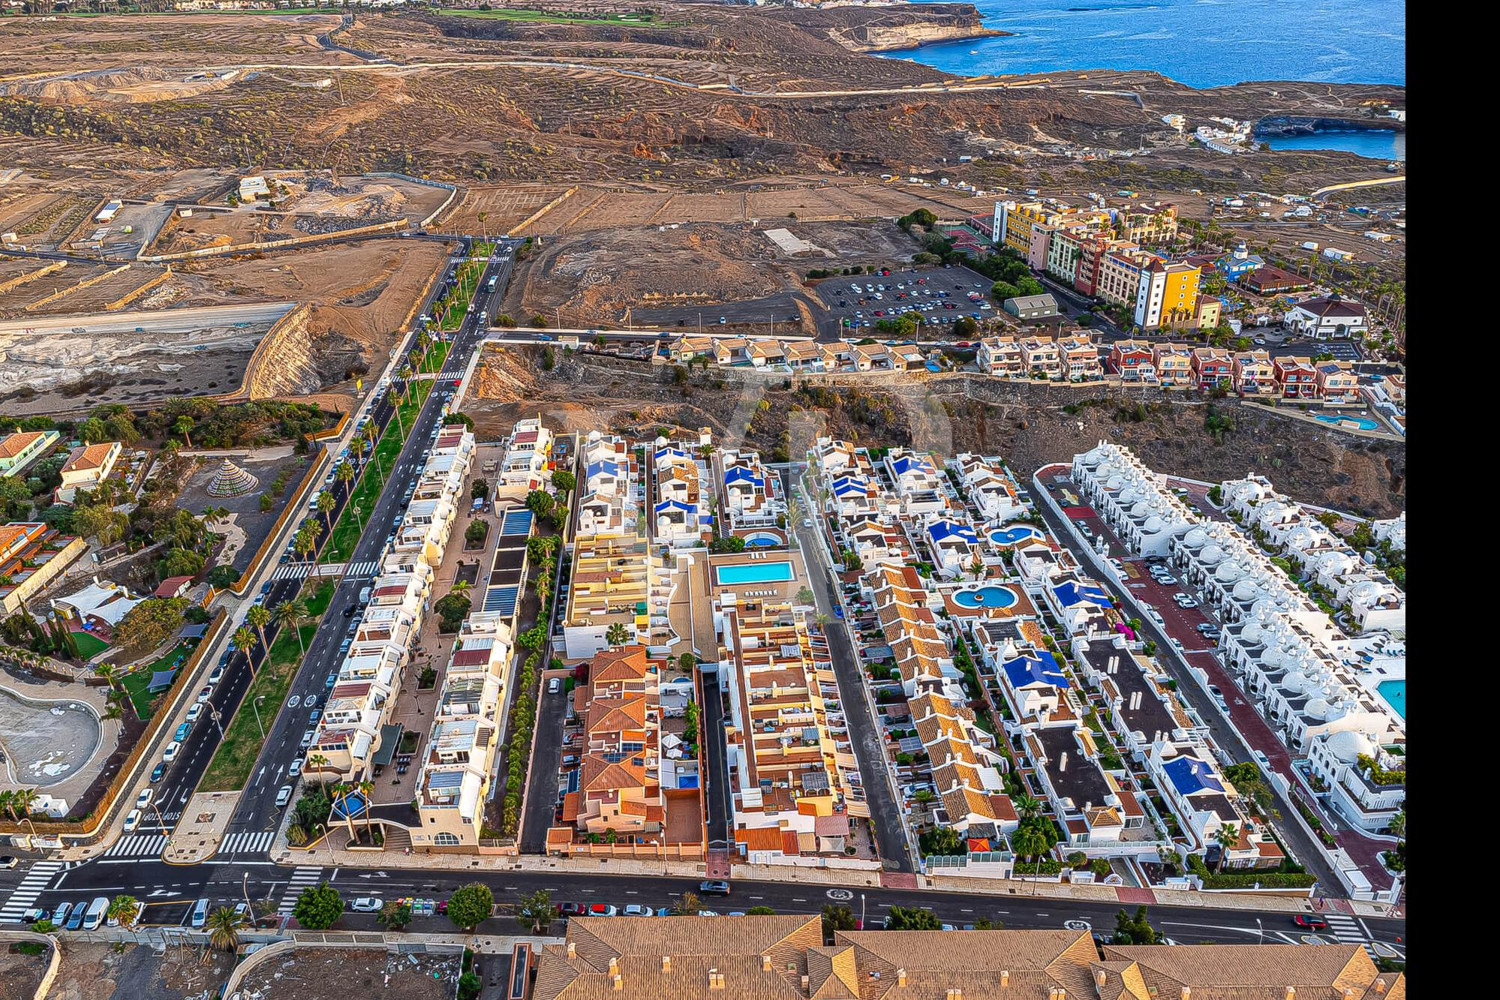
left=825, top=889, right=854, bottom=901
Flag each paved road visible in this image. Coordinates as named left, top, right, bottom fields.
left=518, top=678, right=569, bottom=854
left=791, top=470, right=914, bottom=874
left=9, top=854, right=1407, bottom=955
left=699, top=669, right=732, bottom=849
left=227, top=244, right=517, bottom=838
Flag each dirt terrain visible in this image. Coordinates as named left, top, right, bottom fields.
left=235, top=946, right=461, bottom=1000
left=468, top=348, right=1404, bottom=517
left=0, top=11, right=1401, bottom=191
left=42, top=940, right=236, bottom=1000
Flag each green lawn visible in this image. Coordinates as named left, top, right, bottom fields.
left=438, top=260, right=484, bottom=331
left=121, top=640, right=197, bottom=720
left=71, top=631, right=108, bottom=659
left=421, top=340, right=451, bottom=374
left=199, top=579, right=334, bottom=793
left=322, top=379, right=433, bottom=563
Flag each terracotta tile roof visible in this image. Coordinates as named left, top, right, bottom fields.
left=61, top=441, right=117, bottom=474
left=0, top=430, right=45, bottom=459
left=1101, top=943, right=1388, bottom=998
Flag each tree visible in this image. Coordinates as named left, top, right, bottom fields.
left=471, top=478, right=489, bottom=501
left=1111, top=906, right=1160, bottom=945
left=447, top=882, right=494, bottom=932
left=605, top=622, right=629, bottom=647
left=457, top=973, right=482, bottom=1000
left=795, top=586, right=816, bottom=606
left=435, top=591, right=472, bottom=632
left=207, top=564, right=241, bottom=590
left=745, top=905, right=777, bottom=915
left=678, top=652, right=695, bottom=673
left=1214, top=824, right=1239, bottom=872
left=246, top=604, right=271, bottom=655
left=233, top=625, right=260, bottom=676
left=884, top=906, right=941, bottom=930
left=821, top=904, right=856, bottom=939
left=672, top=890, right=700, bottom=916
left=378, top=900, right=413, bottom=931
left=551, top=469, right=575, bottom=493
left=336, top=460, right=355, bottom=496
left=515, top=888, right=554, bottom=934
left=206, top=906, right=246, bottom=952
left=272, top=598, right=310, bottom=659
left=172, top=416, right=195, bottom=448
left=465, top=519, right=488, bottom=546
left=524, top=489, right=554, bottom=518
left=291, top=883, right=343, bottom=930
left=0, top=476, right=31, bottom=522
left=1012, top=824, right=1051, bottom=895
left=316, top=490, right=336, bottom=531
left=918, top=826, right=966, bottom=858
left=106, top=894, right=139, bottom=927
left=114, top=597, right=188, bottom=654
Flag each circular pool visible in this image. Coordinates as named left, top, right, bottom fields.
left=951, top=585, right=1019, bottom=610
left=989, top=525, right=1045, bottom=546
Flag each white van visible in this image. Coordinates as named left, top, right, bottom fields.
left=82, top=897, right=109, bottom=931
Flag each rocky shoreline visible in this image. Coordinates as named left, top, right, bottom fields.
left=1253, top=114, right=1406, bottom=138
left=781, top=2, right=1007, bottom=54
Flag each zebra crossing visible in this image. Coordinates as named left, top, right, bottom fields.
left=101, top=833, right=168, bottom=858
left=217, top=831, right=276, bottom=856
left=270, top=559, right=376, bottom=581
left=0, top=861, right=63, bottom=923
left=278, top=866, right=326, bottom=916
left=345, top=559, right=378, bottom=579
left=270, top=562, right=317, bottom=581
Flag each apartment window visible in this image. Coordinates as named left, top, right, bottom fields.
left=434, top=832, right=461, bottom=847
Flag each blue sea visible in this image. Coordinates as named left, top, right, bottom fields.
left=1263, top=130, right=1405, bottom=161
left=887, top=0, right=1406, bottom=88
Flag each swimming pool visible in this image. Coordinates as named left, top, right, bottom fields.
left=989, top=525, right=1045, bottom=546
left=1376, top=679, right=1406, bottom=720
left=1314, top=414, right=1380, bottom=431
left=714, top=560, right=795, bottom=585
left=951, top=585, right=1019, bottom=610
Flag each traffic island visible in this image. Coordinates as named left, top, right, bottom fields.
left=162, top=789, right=238, bottom=864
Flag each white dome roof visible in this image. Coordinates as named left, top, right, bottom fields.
left=1281, top=669, right=1309, bottom=694
left=1318, top=550, right=1354, bottom=574
left=1216, top=561, right=1245, bottom=583
left=1233, top=579, right=1262, bottom=602
left=1081, top=445, right=1107, bottom=465
left=1144, top=514, right=1165, bottom=533
left=1106, top=474, right=1125, bottom=491
left=1326, top=730, right=1374, bottom=764
left=1184, top=527, right=1208, bottom=548
left=1241, top=621, right=1265, bottom=645
left=1201, top=544, right=1225, bottom=565
left=1305, top=698, right=1332, bottom=720
left=1131, top=499, right=1152, bottom=517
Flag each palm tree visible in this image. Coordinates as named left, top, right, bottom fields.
left=605, top=622, right=629, bottom=648
left=357, top=779, right=377, bottom=845
left=1012, top=824, right=1050, bottom=896
left=272, top=599, right=310, bottom=659
left=0, top=791, right=11, bottom=823
left=287, top=823, right=308, bottom=847
left=1389, top=808, right=1406, bottom=839
left=173, top=416, right=194, bottom=448
left=331, top=783, right=358, bottom=843
left=293, top=525, right=318, bottom=562
left=95, top=660, right=125, bottom=697
left=8, top=787, right=38, bottom=821
left=206, top=906, right=245, bottom=953
left=451, top=579, right=473, bottom=598
left=233, top=626, right=260, bottom=678
left=106, top=895, right=139, bottom=927
left=316, top=490, right=337, bottom=532
left=1213, top=824, right=1240, bottom=873
left=1013, top=792, right=1041, bottom=822
left=246, top=604, right=271, bottom=655
left=336, top=460, right=355, bottom=497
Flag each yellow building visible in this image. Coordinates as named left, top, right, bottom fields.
left=1134, top=259, right=1202, bottom=330
left=564, top=534, right=654, bottom=659
left=999, top=201, right=1059, bottom=256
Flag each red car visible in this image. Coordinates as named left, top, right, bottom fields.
left=1293, top=915, right=1328, bottom=930
left=557, top=902, right=588, bottom=917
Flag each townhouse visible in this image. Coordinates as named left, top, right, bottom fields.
left=412, top=611, right=515, bottom=849
left=719, top=447, right=784, bottom=530
left=719, top=598, right=847, bottom=857
left=923, top=518, right=981, bottom=580
left=1022, top=722, right=1146, bottom=851
left=1371, top=512, right=1405, bottom=553
left=1057, top=334, right=1102, bottom=381
left=397, top=426, right=473, bottom=565
left=495, top=417, right=553, bottom=499
left=1114, top=203, right=1179, bottom=244
left=568, top=646, right=667, bottom=840
left=1190, top=347, right=1234, bottom=390
left=1232, top=350, right=1277, bottom=395
left=1070, top=444, right=1196, bottom=557
left=1096, top=247, right=1155, bottom=309
left=577, top=432, right=640, bottom=539
left=563, top=533, right=656, bottom=659
left=1107, top=340, right=1156, bottom=382
left=851, top=341, right=892, bottom=372
left=1272, top=355, right=1320, bottom=399
left=651, top=435, right=707, bottom=547
left=975, top=336, right=1024, bottom=377
left=0, top=521, right=86, bottom=615
left=883, top=449, right=947, bottom=517
left=1020, top=336, right=1061, bottom=380
left=1150, top=344, right=1193, bottom=388
left=1316, top=361, right=1361, bottom=405
left=950, top=453, right=1026, bottom=524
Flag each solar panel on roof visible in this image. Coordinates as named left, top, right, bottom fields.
left=427, top=770, right=464, bottom=789
left=502, top=511, right=533, bottom=536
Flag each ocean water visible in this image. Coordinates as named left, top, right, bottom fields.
left=1263, top=130, right=1405, bottom=161
left=887, top=0, right=1406, bottom=88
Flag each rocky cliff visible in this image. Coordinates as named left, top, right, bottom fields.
left=779, top=3, right=1005, bottom=53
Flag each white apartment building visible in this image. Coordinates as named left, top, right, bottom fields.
left=652, top=436, right=707, bottom=546
left=719, top=447, right=783, bottom=529
left=883, top=449, right=948, bottom=517
left=950, top=453, right=1026, bottom=525
left=1071, top=443, right=1196, bottom=557
left=1370, top=513, right=1405, bottom=553
left=578, top=431, right=639, bottom=539
left=496, top=417, right=553, bottom=499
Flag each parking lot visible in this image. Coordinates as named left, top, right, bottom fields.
left=1119, top=560, right=1218, bottom=657
left=816, top=263, right=998, bottom=338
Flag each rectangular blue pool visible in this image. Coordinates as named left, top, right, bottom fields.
left=714, top=560, right=795, bottom=586
left=1376, top=679, right=1406, bottom=720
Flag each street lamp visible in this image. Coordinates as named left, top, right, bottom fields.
left=860, top=893, right=866, bottom=930
left=208, top=705, right=227, bottom=742
left=251, top=695, right=267, bottom=742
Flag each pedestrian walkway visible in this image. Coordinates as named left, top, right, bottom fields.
left=278, top=866, right=325, bottom=917
left=0, top=861, right=65, bottom=922
left=345, top=559, right=379, bottom=578
left=271, top=562, right=318, bottom=581
left=100, top=834, right=168, bottom=859
left=217, top=831, right=276, bottom=856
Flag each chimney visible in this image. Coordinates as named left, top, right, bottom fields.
left=1059, top=752, right=1068, bottom=772
left=1286, top=989, right=1296, bottom=1000
left=947, top=991, right=963, bottom=1000
left=1096, top=971, right=1108, bottom=988
left=1182, top=989, right=1191, bottom=1000
left=662, top=956, right=672, bottom=973
left=762, top=955, right=772, bottom=972
left=709, top=969, right=725, bottom=991
left=1108, top=655, right=1119, bottom=673
left=1001, top=971, right=1009, bottom=987
left=612, top=974, right=623, bottom=991
left=898, top=969, right=907, bottom=987
left=1374, top=980, right=1388, bottom=995
left=608, top=957, right=618, bottom=977
left=566, top=942, right=576, bottom=959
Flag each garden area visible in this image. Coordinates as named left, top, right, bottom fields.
left=120, top=638, right=198, bottom=719
left=199, top=578, right=334, bottom=792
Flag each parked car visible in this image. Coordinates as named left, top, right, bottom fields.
left=351, top=897, right=383, bottom=913
left=275, top=785, right=293, bottom=808
left=557, top=902, right=588, bottom=917
left=548, top=677, right=561, bottom=695
left=698, top=880, right=731, bottom=896
left=587, top=903, right=618, bottom=917
left=185, top=704, right=203, bottom=724
left=150, top=763, right=166, bottom=783
left=135, top=788, right=154, bottom=810
left=162, top=741, right=181, bottom=763
left=0, top=856, right=17, bottom=870
left=288, top=758, right=304, bottom=778
left=621, top=904, right=653, bottom=917
left=191, top=898, right=209, bottom=928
